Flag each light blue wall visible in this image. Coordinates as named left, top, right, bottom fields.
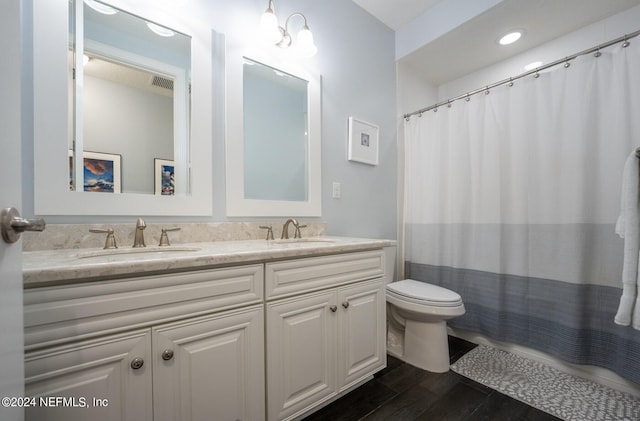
left=24, top=0, right=398, bottom=241
left=208, top=0, right=397, bottom=239
left=305, top=0, right=397, bottom=239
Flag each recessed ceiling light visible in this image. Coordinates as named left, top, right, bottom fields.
left=146, top=22, right=175, bottom=37
left=524, top=61, right=543, bottom=71
left=84, top=0, right=117, bottom=15
left=498, top=31, right=522, bottom=46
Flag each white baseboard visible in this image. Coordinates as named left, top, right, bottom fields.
left=449, top=327, right=640, bottom=398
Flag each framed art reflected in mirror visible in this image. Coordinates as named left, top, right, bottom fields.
left=155, top=158, right=175, bottom=196
left=69, top=150, right=122, bottom=193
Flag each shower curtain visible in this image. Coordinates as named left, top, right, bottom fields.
left=403, top=40, right=640, bottom=383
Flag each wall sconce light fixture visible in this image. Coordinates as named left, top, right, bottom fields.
left=259, top=0, right=318, bottom=57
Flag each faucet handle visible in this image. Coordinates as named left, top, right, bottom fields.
left=259, top=225, right=274, bottom=241
left=294, top=224, right=307, bottom=239
left=159, top=227, right=180, bottom=246
left=89, top=228, right=117, bottom=249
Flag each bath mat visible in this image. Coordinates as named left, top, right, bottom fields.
left=450, top=345, right=640, bottom=421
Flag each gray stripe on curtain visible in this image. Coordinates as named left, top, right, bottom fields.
left=405, top=262, right=640, bottom=384
left=405, top=223, right=623, bottom=288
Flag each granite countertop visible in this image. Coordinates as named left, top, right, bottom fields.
left=23, top=237, right=393, bottom=287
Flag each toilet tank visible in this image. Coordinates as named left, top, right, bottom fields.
left=383, top=242, right=397, bottom=284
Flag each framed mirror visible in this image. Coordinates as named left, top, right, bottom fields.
left=226, top=48, right=321, bottom=217
left=74, top=0, right=190, bottom=195
left=33, top=0, right=214, bottom=216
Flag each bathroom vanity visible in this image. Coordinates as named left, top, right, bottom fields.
left=22, top=237, right=391, bottom=421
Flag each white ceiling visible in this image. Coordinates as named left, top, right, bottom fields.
left=352, top=0, right=444, bottom=31
left=353, top=0, right=640, bottom=85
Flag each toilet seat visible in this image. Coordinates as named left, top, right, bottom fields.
left=387, top=279, right=462, bottom=307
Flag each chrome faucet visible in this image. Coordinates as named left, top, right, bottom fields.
left=280, top=218, right=299, bottom=239
left=133, top=218, right=146, bottom=248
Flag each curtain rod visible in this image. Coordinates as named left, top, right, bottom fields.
left=403, top=29, right=640, bottom=120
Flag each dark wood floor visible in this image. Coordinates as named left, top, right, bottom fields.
left=302, top=336, right=561, bottom=421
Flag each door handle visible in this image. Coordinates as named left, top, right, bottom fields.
left=1, top=207, right=46, bottom=244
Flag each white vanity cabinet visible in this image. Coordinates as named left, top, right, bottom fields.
left=22, top=243, right=391, bottom=421
left=265, top=251, right=387, bottom=421
left=23, top=265, right=265, bottom=421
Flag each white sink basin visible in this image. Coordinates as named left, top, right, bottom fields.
left=76, top=246, right=201, bottom=259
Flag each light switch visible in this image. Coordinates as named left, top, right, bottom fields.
left=332, top=182, right=341, bottom=199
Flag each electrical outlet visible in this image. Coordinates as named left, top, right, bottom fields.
left=332, top=182, right=341, bottom=199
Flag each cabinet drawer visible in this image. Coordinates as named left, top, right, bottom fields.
left=24, top=265, right=263, bottom=350
left=265, top=250, right=384, bottom=299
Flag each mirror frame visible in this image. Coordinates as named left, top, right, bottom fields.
left=33, top=0, right=214, bottom=216
left=226, top=45, right=321, bottom=217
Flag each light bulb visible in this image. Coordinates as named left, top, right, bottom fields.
left=524, top=61, right=542, bottom=71
left=499, top=31, right=522, bottom=45
left=295, top=26, right=317, bottom=57
left=259, top=9, right=282, bottom=45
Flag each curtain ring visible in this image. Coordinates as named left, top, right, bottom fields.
left=484, top=87, right=490, bottom=95
left=465, top=94, right=471, bottom=102
left=594, top=48, right=602, bottom=58
left=447, top=100, right=452, bottom=108
left=623, top=36, right=630, bottom=48
left=418, top=112, right=422, bottom=117
left=564, top=57, right=571, bottom=68
left=507, top=78, right=514, bottom=87
left=534, top=71, right=540, bottom=79
left=433, top=107, right=438, bottom=113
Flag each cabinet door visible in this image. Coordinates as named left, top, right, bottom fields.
left=153, top=305, right=264, bottom=421
left=337, top=280, right=386, bottom=390
left=25, top=329, right=152, bottom=421
left=266, top=291, right=337, bottom=421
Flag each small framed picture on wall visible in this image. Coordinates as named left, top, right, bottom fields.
left=348, top=117, right=379, bottom=166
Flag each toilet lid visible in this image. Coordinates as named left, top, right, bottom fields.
left=387, top=279, right=462, bottom=306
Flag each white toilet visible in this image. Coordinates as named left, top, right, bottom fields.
left=386, top=279, right=465, bottom=373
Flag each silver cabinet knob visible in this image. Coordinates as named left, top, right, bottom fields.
left=329, top=305, right=338, bottom=312
left=130, top=357, right=144, bottom=370
left=342, top=302, right=350, bottom=309
left=1, top=207, right=46, bottom=244
left=161, top=349, right=174, bottom=361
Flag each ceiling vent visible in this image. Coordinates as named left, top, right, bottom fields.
left=150, top=75, right=174, bottom=90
